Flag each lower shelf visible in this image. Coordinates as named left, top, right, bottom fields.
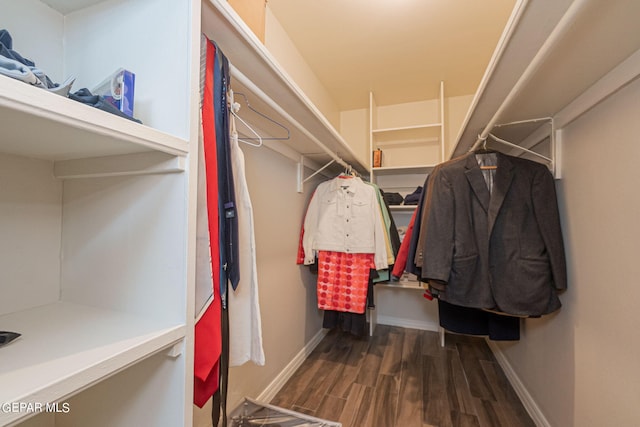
left=0, top=302, right=185, bottom=426
left=377, top=280, right=423, bottom=290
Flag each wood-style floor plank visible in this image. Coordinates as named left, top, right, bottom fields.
left=327, top=335, right=370, bottom=399
left=456, top=340, right=498, bottom=401
left=354, top=327, right=387, bottom=387
left=338, top=383, right=372, bottom=427
left=444, top=347, right=477, bottom=416
left=372, top=374, right=400, bottom=427
left=423, top=355, right=454, bottom=427
left=270, top=326, right=535, bottom=427
left=396, top=328, right=423, bottom=427
left=315, top=394, right=347, bottom=423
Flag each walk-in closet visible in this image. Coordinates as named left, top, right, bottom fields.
left=1, top=1, right=639, bottom=426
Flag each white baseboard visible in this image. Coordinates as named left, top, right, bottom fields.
left=486, top=340, right=551, bottom=427
left=377, top=314, right=439, bottom=332
left=257, top=328, right=329, bottom=403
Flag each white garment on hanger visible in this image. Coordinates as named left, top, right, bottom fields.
left=302, top=176, right=389, bottom=270
left=228, top=128, right=265, bottom=367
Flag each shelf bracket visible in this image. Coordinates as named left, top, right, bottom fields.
left=165, top=340, right=184, bottom=358
left=54, top=151, right=185, bottom=179
left=297, top=155, right=336, bottom=193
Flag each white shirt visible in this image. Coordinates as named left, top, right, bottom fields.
left=228, top=128, right=265, bottom=367
left=303, top=176, right=388, bottom=270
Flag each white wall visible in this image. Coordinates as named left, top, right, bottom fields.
left=0, top=0, right=64, bottom=82
left=340, top=108, right=369, bottom=166
left=264, top=6, right=341, bottom=130
left=445, top=94, right=474, bottom=158
left=494, top=76, right=640, bottom=427
left=0, top=153, right=62, bottom=315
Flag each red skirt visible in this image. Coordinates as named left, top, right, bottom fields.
left=317, top=251, right=375, bottom=314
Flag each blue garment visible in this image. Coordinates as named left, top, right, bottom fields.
left=0, top=28, right=74, bottom=95
left=212, top=42, right=240, bottom=296
left=438, top=300, right=520, bottom=341
left=0, top=29, right=35, bottom=67
left=69, top=88, right=142, bottom=123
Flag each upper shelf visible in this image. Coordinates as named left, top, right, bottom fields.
left=372, top=124, right=441, bottom=147
left=201, top=0, right=369, bottom=176
left=0, top=75, right=189, bottom=161
left=453, top=0, right=640, bottom=157
left=373, top=165, right=436, bottom=176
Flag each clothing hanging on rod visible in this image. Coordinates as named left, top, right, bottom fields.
left=194, top=37, right=231, bottom=426
left=296, top=173, right=400, bottom=335
left=228, top=109, right=266, bottom=368
left=412, top=151, right=567, bottom=318
left=393, top=148, right=567, bottom=341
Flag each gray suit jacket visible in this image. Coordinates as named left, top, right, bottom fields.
left=421, top=152, right=566, bottom=316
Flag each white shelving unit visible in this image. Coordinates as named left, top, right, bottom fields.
left=0, top=0, right=199, bottom=426
left=367, top=81, right=446, bottom=268
left=369, top=81, right=445, bottom=183
left=366, top=83, right=446, bottom=335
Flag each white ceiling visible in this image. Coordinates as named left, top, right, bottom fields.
left=267, top=0, right=517, bottom=110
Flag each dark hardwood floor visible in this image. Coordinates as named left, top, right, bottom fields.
left=270, top=325, right=535, bottom=427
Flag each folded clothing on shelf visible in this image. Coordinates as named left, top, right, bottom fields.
left=404, top=186, right=423, bottom=205
left=382, top=191, right=404, bottom=205
left=69, top=88, right=142, bottom=123
left=0, top=29, right=74, bottom=96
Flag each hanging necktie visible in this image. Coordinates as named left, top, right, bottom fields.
left=214, top=46, right=240, bottom=294
left=193, top=35, right=223, bottom=410
left=193, top=32, right=242, bottom=425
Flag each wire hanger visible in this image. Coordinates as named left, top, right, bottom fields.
left=338, top=164, right=360, bottom=179
left=233, top=91, right=291, bottom=141
left=473, top=134, right=495, bottom=154
left=227, top=89, right=261, bottom=147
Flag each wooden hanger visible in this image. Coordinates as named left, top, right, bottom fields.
left=474, top=138, right=498, bottom=170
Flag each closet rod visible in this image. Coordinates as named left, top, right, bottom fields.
left=229, top=64, right=352, bottom=172
left=470, top=0, right=591, bottom=152
left=492, top=117, right=552, bottom=128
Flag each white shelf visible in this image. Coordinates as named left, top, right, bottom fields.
left=373, top=165, right=436, bottom=175
left=452, top=0, right=640, bottom=157
left=372, top=123, right=441, bottom=147
left=388, top=205, right=418, bottom=212
left=372, top=123, right=442, bottom=133
left=0, top=302, right=185, bottom=426
left=378, top=280, right=423, bottom=290
left=0, top=75, right=189, bottom=162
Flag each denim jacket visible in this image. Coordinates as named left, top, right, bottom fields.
left=303, top=176, right=389, bottom=270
